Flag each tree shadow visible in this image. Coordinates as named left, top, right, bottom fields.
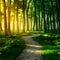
left=32, top=33, right=59, bottom=60
left=0, top=36, right=26, bottom=60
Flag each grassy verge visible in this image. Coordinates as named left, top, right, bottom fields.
left=32, top=33, right=60, bottom=60
left=0, top=35, right=26, bottom=60
left=20, top=31, right=42, bottom=36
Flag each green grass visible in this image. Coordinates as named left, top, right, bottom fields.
left=0, top=35, right=26, bottom=60
left=32, top=33, right=60, bottom=60
left=20, top=31, right=42, bottom=36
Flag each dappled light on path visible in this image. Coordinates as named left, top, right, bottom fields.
left=26, top=44, right=41, bottom=48
left=15, top=34, right=42, bottom=60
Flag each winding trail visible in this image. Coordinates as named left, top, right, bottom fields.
left=15, top=34, right=42, bottom=60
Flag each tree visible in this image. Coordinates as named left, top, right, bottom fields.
left=26, top=0, right=31, bottom=31
left=42, top=0, right=47, bottom=32
left=16, top=0, right=19, bottom=33
left=33, top=0, right=38, bottom=31
left=51, top=0, right=56, bottom=32
left=3, top=0, right=8, bottom=35
left=23, top=0, right=26, bottom=32
left=8, top=0, right=11, bottom=33
left=46, top=0, right=49, bottom=31
left=0, top=0, right=2, bottom=32
left=23, top=0, right=25, bottom=32
left=58, top=0, right=60, bottom=33
left=37, top=0, right=41, bottom=30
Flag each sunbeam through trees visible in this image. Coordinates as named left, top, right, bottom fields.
left=0, top=0, right=60, bottom=35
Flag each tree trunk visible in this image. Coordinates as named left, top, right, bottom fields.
left=42, top=0, right=47, bottom=32
left=0, top=0, right=2, bottom=32
left=38, top=9, right=41, bottom=31
left=34, top=0, right=38, bottom=31
left=8, top=0, right=11, bottom=34
left=16, top=0, right=19, bottom=33
left=51, top=0, right=56, bottom=32
left=30, top=7, right=32, bottom=31
left=13, top=0, right=15, bottom=33
left=3, top=0, right=8, bottom=35
left=23, top=0, right=25, bottom=32
left=26, top=8, right=29, bottom=31
left=58, top=0, right=60, bottom=33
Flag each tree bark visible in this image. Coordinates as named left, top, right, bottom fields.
left=51, top=0, right=56, bottom=32
left=42, top=0, right=47, bottom=32
left=8, top=0, right=11, bottom=34
left=0, top=0, right=2, bottom=32
left=23, top=0, right=25, bottom=32
left=3, top=0, right=8, bottom=35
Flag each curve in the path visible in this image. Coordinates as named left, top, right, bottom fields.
left=15, top=34, right=42, bottom=60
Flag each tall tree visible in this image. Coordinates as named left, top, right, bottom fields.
left=51, top=0, right=56, bottom=32
left=26, top=0, right=31, bottom=31
left=30, top=6, right=33, bottom=31
left=8, top=0, right=11, bottom=33
left=0, top=0, right=2, bottom=32
left=46, top=0, right=49, bottom=31
left=33, top=0, right=38, bottom=31
left=3, top=0, right=8, bottom=35
left=16, top=0, right=19, bottom=33
left=13, top=0, right=15, bottom=32
left=58, top=0, right=60, bottom=33
left=37, top=0, right=41, bottom=30
left=23, top=0, right=26, bottom=32
left=42, top=0, right=47, bottom=31
left=55, top=0, right=58, bottom=31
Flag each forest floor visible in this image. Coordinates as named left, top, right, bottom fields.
left=32, top=33, right=59, bottom=60
left=0, top=35, right=26, bottom=60
left=15, top=34, right=43, bottom=60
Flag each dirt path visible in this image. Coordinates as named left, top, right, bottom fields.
left=15, top=34, right=42, bottom=60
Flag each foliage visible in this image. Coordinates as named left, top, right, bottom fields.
left=0, top=0, right=60, bottom=34
left=32, top=33, right=60, bottom=60
left=0, top=36, right=26, bottom=60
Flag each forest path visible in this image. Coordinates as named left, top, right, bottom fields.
left=15, top=34, right=43, bottom=60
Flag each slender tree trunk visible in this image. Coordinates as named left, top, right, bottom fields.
left=49, top=6, right=53, bottom=31
left=35, top=7, right=38, bottom=31
left=51, top=18, right=53, bottom=31
left=40, top=18, right=42, bottom=31
left=13, top=0, right=15, bottom=33
left=33, top=17, right=36, bottom=31
left=58, top=0, right=60, bottom=33
left=34, top=0, right=38, bottom=31
left=42, top=0, right=47, bottom=32
left=26, top=0, right=31, bottom=31
left=23, top=0, right=25, bottom=32
left=55, top=0, right=59, bottom=32
left=0, top=21, right=2, bottom=32
left=26, top=8, right=29, bottom=31
left=51, top=0, right=56, bottom=32
left=16, top=6, right=19, bottom=32
left=38, top=8, right=41, bottom=31
left=47, top=0, right=49, bottom=31
left=3, top=0, right=8, bottom=35
left=31, top=7, right=32, bottom=31
left=40, top=1, right=42, bottom=31
left=47, top=15, right=49, bottom=31
left=16, top=0, right=19, bottom=33
left=0, top=0, right=2, bottom=32
left=8, top=0, right=11, bottom=34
